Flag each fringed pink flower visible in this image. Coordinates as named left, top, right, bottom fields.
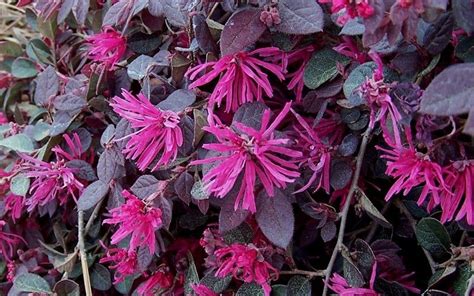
left=284, top=46, right=315, bottom=102
left=215, top=243, right=278, bottom=296
left=4, top=194, right=24, bottom=223
left=377, top=130, right=448, bottom=212
left=333, top=37, right=368, bottom=64
left=328, top=262, right=379, bottom=295
left=104, top=190, right=163, bottom=254
left=110, top=89, right=183, bottom=171
left=86, top=27, right=127, bottom=70
left=359, top=53, right=402, bottom=146
left=292, top=110, right=332, bottom=194
left=186, top=48, right=285, bottom=113
left=440, top=160, right=473, bottom=225
left=192, top=284, right=218, bottom=296
left=137, top=266, right=174, bottom=296
left=319, top=0, right=374, bottom=24
left=100, top=245, right=138, bottom=284
left=191, top=103, right=301, bottom=212
left=0, top=220, right=25, bottom=262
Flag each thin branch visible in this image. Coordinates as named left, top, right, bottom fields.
left=322, top=126, right=372, bottom=296
left=279, top=269, right=326, bottom=278
left=395, top=199, right=436, bottom=274
left=84, top=198, right=105, bottom=235
left=78, top=210, right=93, bottom=296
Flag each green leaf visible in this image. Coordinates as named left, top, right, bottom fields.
left=0, top=41, right=23, bottom=57
left=415, top=217, right=451, bottom=259
left=90, top=264, right=112, bottom=291
left=304, top=47, right=349, bottom=89
left=453, top=263, right=471, bottom=295
left=190, top=180, right=209, bottom=200
left=271, top=284, right=287, bottom=296
left=200, top=274, right=232, bottom=293
left=10, top=174, right=30, bottom=196
left=14, top=272, right=52, bottom=293
left=358, top=189, right=391, bottom=228
left=287, top=276, right=311, bottom=296
left=11, top=57, right=38, bottom=78
left=26, top=39, right=53, bottom=65
left=236, top=283, right=265, bottom=296
left=184, top=253, right=200, bottom=295
left=0, top=134, right=34, bottom=152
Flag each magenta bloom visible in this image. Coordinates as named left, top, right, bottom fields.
left=137, top=267, right=173, bottom=296
left=0, top=220, right=25, bottom=262
left=359, top=53, right=403, bottom=146
left=86, top=27, right=126, bottom=70
left=111, top=89, right=183, bottom=171
left=440, top=160, right=474, bottom=225
left=52, top=133, right=85, bottom=161
left=100, top=245, right=138, bottom=284
left=377, top=131, right=448, bottom=212
left=333, top=37, right=368, bottom=64
left=191, top=103, right=301, bottom=212
left=283, top=46, right=315, bottom=102
left=328, top=262, right=378, bottom=295
left=215, top=243, right=278, bottom=296
left=192, top=284, right=218, bottom=296
left=187, top=48, right=285, bottom=113
left=4, top=194, right=24, bottom=223
left=292, top=110, right=333, bottom=194
left=104, top=190, right=163, bottom=254
left=320, top=0, right=374, bottom=24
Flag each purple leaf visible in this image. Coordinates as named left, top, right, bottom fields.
left=193, top=14, right=218, bottom=54
left=255, top=190, right=294, bottom=249
left=232, top=102, right=268, bottom=130
left=54, top=94, right=87, bottom=112
left=72, top=0, right=89, bottom=25
left=463, top=109, right=474, bottom=136
left=103, top=1, right=131, bottom=27
left=453, top=0, right=474, bottom=34
left=219, top=197, right=249, bottom=233
left=330, top=159, right=353, bottom=190
left=422, top=13, right=454, bottom=55
left=65, top=160, right=97, bottom=181
left=320, top=221, right=336, bottom=242
left=131, top=175, right=160, bottom=199
left=148, top=0, right=163, bottom=16
left=157, top=89, right=196, bottom=112
left=163, top=0, right=187, bottom=27
left=57, top=0, right=74, bottom=23
left=77, top=180, right=109, bottom=211
left=275, top=0, right=324, bottom=35
left=174, top=172, right=194, bottom=205
left=220, top=8, right=267, bottom=56
left=363, top=0, right=385, bottom=34
left=419, top=63, right=474, bottom=115
left=97, top=147, right=125, bottom=184
left=34, top=66, right=58, bottom=106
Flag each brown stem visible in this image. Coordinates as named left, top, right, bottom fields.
left=78, top=210, right=93, bottom=296
left=322, top=126, right=372, bottom=296
left=84, top=198, right=105, bottom=236
left=279, top=269, right=326, bottom=278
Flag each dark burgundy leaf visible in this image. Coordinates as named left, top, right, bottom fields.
left=353, top=239, right=376, bottom=280
left=65, top=160, right=97, bottom=181
left=157, top=89, right=196, bottom=112
left=320, top=221, right=336, bottom=242
left=220, top=8, right=267, bottom=56
left=77, top=180, right=109, bottom=211
left=219, top=197, right=249, bottom=233
left=163, top=0, right=187, bottom=27
left=422, top=13, right=454, bottom=55
left=330, top=159, right=353, bottom=190
left=232, top=102, right=267, bottom=130
left=34, top=65, right=58, bottom=106
left=90, top=264, right=112, bottom=291
left=193, top=14, right=218, bottom=54
left=275, top=0, right=323, bottom=35
left=72, top=0, right=89, bottom=25
left=255, top=190, right=294, bottom=248
left=97, top=147, right=125, bottom=184
left=363, top=0, right=385, bottom=34
left=453, top=0, right=474, bottom=34
left=174, top=172, right=194, bottom=205
left=131, top=175, right=160, bottom=199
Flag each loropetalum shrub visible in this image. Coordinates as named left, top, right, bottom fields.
left=1, top=0, right=474, bottom=295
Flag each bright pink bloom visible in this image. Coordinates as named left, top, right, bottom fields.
left=292, top=110, right=332, bottom=194
left=111, top=89, right=183, bottom=171
left=86, top=27, right=127, bottom=70
left=104, top=190, right=163, bottom=254
left=333, top=37, right=368, bottom=64
left=52, top=133, right=85, bottom=161
left=4, top=194, right=24, bottom=223
left=328, top=262, right=379, bottom=295
left=440, top=160, right=474, bottom=225
left=0, top=112, right=8, bottom=124
left=137, top=266, right=173, bottom=296
left=191, top=284, right=218, bottom=296
left=377, top=130, right=448, bottom=212
left=0, top=220, right=24, bottom=262
left=187, top=48, right=285, bottom=113
left=320, top=0, right=374, bottom=24
left=358, top=53, right=402, bottom=146
left=191, top=103, right=301, bottom=212
left=100, top=245, right=138, bottom=284
left=215, top=243, right=278, bottom=296
left=282, top=46, right=315, bottom=102
left=20, top=133, right=85, bottom=212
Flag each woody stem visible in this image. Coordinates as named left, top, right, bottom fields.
left=280, top=269, right=326, bottom=278
left=322, top=126, right=373, bottom=296
left=78, top=210, right=93, bottom=296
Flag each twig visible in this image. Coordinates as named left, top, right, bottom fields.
left=280, top=269, right=326, bottom=278
left=395, top=199, right=436, bottom=274
left=84, top=198, right=105, bottom=235
left=78, top=210, right=93, bottom=296
left=322, top=126, right=372, bottom=296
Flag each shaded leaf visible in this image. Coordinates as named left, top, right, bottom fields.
left=66, top=160, right=97, bottom=181
left=157, top=89, right=196, bottom=112
left=0, top=134, right=34, bottom=153
left=304, top=48, right=350, bottom=89
left=287, top=276, right=311, bottom=296
left=422, top=13, right=454, bottom=55
left=131, top=175, right=160, bottom=199
left=34, top=66, right=58, bottom=106
left=13, top=273, right=51, bottom=293
left=90, top=264, right=112, bottom=291
left=53, top=279, right=80, bottom=296
left=77, top=180, right=109, bottom=211
left=415, top=217, right=451, bottom=259
left=184, top=253, right=199, bottom=295
left=127, top=55, right=155, bottom=80
left=453, top=0, right=474, bottom=34
left=275, top=0, right=324, bottom=35
left=200, top=274, right=232, bottom=293
left=236, top=283, right=264, bottom=296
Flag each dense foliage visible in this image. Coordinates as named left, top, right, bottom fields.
left=0, top=0, right=473, bottom=295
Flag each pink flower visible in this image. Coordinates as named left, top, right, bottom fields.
left=137, top=266, right=174, bottom=296
left=100, top=245, right=138, bottom=284
left=440, top=160, right=474, bottom=225
left=191, top=103, right=301, bottom=212
left=20, top=133, right=86, bottom=212
left=104, top=190, right=163, bottom=254
left=215, top=243, right=278, bottom=296
left=4, top=194, right=24, bottom=223
left=0, top=112, right=8, bottom=124
left=358, top=53, right=402, bottom=146
left=283, top=46, right=316, bottom=102
left=328, top=262, right=379, bottom=295
left=0, top=220, right=25, bottom=262
left=86, top=27, right=127, bottom=70
left=187, top=48, right=285, bottom=113
left=292, top=110, right=332, bottom=194
left=333, top=37, right=368, bottom=64
left=191, top=284, right=218, bottom=296
left=52, top=133, right=85, bottom=161
left=320, top=0, right=374, bottom=24
left=377, top=130, right=448, bottom=212
left=110, top=89, right=183, bottom=171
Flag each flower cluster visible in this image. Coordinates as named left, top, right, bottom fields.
left=86, top=27, right=127, bottom=70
